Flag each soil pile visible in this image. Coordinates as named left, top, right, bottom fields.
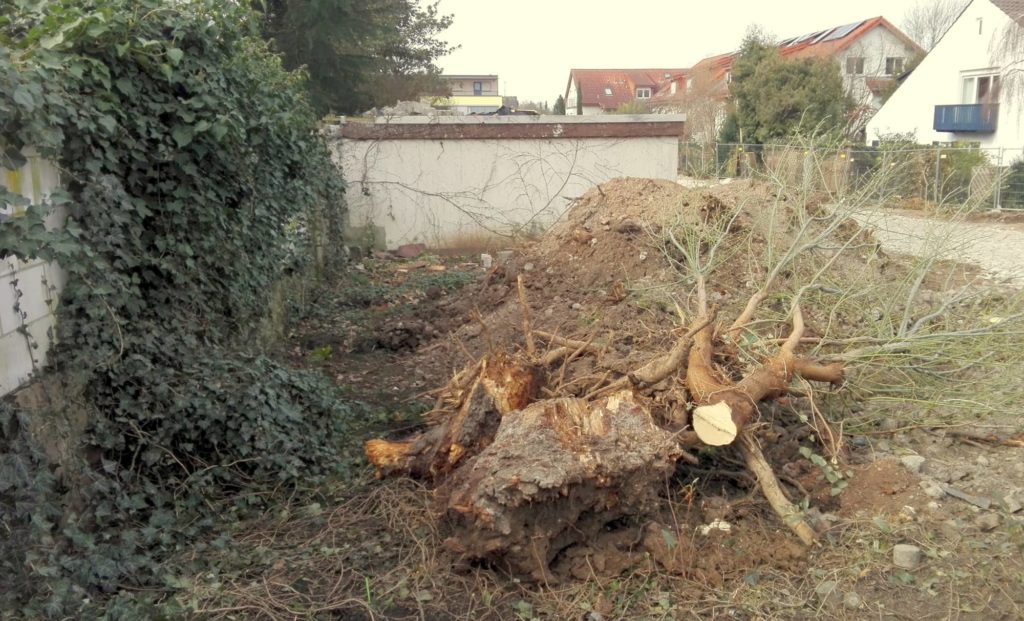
left=374, top=176, right=887, bottom=583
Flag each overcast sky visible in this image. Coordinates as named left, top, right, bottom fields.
left=434, top=0, right=926, bottom=105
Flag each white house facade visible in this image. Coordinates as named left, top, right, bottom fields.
left=866, top=0, right=1024, bottom=150
left=827, top=23, right=922, bottom=108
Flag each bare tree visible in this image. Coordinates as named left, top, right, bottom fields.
left=993, top=7, right=1024, bottom=98
left=901, top=0, right=970, bottom=50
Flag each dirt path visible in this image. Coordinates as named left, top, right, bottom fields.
left=853, top=209, right=1024, bottom=286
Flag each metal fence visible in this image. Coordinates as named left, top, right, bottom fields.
left=679, top=142, right=1024, bottom=210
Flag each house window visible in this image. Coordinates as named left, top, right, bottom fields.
left=962, top=73, right=1001, bottom=104
left=636, top=87, right=651, bottom=99
left=846, top=57, right=865, bottom=75
left=725, top=72, right=732, bottom=84
left=473, top=81, right=482, bottom=95
left=604, top=87, right=613, bottom=96
left=686, top=78, right=693, bottom=91
left=670, top=81, right=677, bottom=95
left=884, top=57, right=904, bottom=75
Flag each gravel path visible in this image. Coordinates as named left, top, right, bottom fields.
left=852, top=210, right=1024, bottom=287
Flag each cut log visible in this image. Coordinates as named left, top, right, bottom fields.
left=366, top=352, right=542, bottom=477
left=686, top=306, right=843, bottom=440
left=441, top=391, right=679, bottom=582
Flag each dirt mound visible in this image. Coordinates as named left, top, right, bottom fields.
left=370, top=175, right=1005, bottom=587
left=422, top=177, right=874, bottom=389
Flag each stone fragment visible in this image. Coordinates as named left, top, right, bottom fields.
left=919, top=480, right=945, bottom=499
left=843, top=591, right=863, bottom=610
left=892, top=544, right=922, bottom=569
left=974, top=513, right=1001, bottom=532
left=396, top=243, right=426, bottom=258
left=900, top=455, right=926, bottom=474
left=616, top=219, right=642, bottom=234
left=1000, top=492, right=1022, bottom=514
left=814, top=581, right=841, bottom=606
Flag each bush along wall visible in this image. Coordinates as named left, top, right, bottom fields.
left=0, top=1, right=355, bottom=616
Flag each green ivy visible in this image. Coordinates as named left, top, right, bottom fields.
left=0, top=1, right=356, bottom=616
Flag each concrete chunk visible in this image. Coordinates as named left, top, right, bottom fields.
left=900, top=455, right=926, bottom=474
left=892, top=544, right=922, bottom=569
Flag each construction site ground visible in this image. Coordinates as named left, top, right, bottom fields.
left=189, top=179, right=1024, bottom=621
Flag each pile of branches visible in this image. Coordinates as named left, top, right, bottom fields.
left=367, top=275, right=843, bottom=581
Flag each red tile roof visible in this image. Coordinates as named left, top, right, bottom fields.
left=780, top=17, right=922, bottom=61
left=565, top=69, right=685, bottom=110
left=651, top=16, right=922, bottom=104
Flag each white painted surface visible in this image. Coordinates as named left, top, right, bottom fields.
left=1, top=153, right=66, bottom=397
left=332, top=121, right=681, bottom=249
left=867, top=0, right=1024, bottom=150
left=836, top=25, right=921, bottom=108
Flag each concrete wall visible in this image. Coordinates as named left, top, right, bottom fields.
left=330, top=115, right=685, bottom=249
left=867, top=0, right=1024, bottom=150
left=1, top=152, right=66, bottom=397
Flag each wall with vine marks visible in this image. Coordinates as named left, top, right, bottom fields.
left=1, top=151, right=65, bottom=397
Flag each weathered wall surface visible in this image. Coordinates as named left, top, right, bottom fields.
left=1, top=153, right=66, bottom=397
left=330, top=115, right=685, bottom=249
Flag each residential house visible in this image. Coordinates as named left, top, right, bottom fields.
left=563, top=69, right=684, bottom=115
left=650, top=17, right=923, bottom=139
left=432, top=74, right=503, bottom=114
left=866, top=0, right=1024, bottom=151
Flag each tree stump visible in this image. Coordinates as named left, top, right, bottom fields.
left=441, top=391, right=679, bottom=582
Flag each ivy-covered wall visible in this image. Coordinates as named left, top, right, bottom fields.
left=0, top=1, right=360, bottom=616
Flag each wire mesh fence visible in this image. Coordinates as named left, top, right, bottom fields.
left=679, top=142, right=1024, bottom=210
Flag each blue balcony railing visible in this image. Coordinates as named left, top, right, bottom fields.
left=933, top=104, right=999, bottom=133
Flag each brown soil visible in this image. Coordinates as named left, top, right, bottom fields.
left=206, top=177, right=1024, bottom=620
left=838, top=459, right=928, bottom=519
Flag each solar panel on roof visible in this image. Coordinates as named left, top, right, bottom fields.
left=792, top=30, right=825, bottom=45
left=822, top=20, right=864, bottom=42
left=810, top=29, right=834, bottom=44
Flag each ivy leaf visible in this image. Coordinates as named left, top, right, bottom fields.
left=159, top=63, right=172, bottom=80
left=12, top=87, right=34, bottom=108
left=210, top=123, right=228, bottom=141
left=171, top=125, right=194, bottom=147
left=166, top=48, right=184, bottom=66
left=97, top=115, right=117, bottom=134
left=39, top=32, right=65, bottom=49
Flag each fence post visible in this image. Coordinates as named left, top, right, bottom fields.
left=995, top=147, right=1004, bottom=210
left=934, top=147, right=941, bottom=204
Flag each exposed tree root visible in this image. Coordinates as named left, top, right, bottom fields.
left=365, top=276, right=845, bottom=579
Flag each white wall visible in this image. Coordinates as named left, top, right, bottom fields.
left=332, top=116, right=683, bottom=249
left=837, top=25, right=920, bottom=108
left=1, top=153, right=66, bottom=397
left=867, top=0, right=1024, bottom=150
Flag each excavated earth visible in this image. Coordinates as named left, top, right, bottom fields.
left=265, top=177, right=1024, bottom=620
